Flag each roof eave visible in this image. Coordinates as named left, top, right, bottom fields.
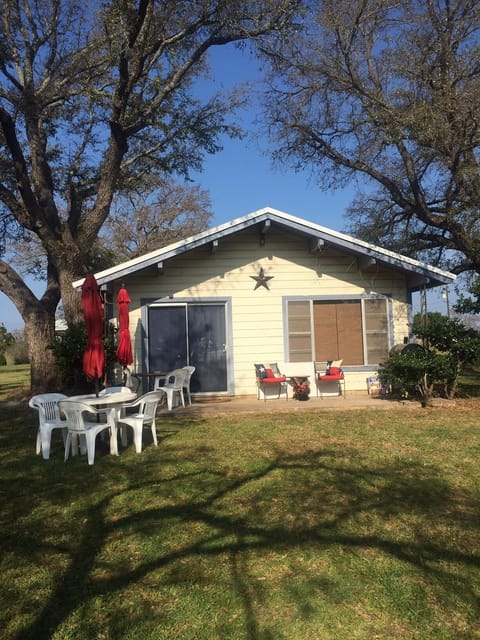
left=71, top=206, right=456, bottom=291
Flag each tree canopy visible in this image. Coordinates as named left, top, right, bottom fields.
left=96, top=177, right=213, bottom=265
left=9, top=176, right=213, bottom=275
left=260, top=0, right=480, bottom=275
left=0, top=0, right=300, bottom=391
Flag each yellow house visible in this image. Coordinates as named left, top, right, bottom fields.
left=73, top=207, right=455, bottom=398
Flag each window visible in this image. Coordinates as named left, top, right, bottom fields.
left=287, top=298, right=390, bottom=365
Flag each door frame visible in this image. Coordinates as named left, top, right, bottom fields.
left=140, top=296, right=234, bottom=395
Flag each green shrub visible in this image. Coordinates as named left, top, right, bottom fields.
left=0, top=325, right=15, bottom=364
left=380, top=313, right=480, bottom=405
left=52, top=323, right=88, bottom=393
left=52, top=322, right=119, bottom=393
left=379, top=349, right=453, bottom=405
left=412, top=312, right=480, bottom=397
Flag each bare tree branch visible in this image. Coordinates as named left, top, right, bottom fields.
left=260, top=0, right=480, bottom=273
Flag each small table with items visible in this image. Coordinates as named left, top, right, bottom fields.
left=288, top=375, right=311, bottom=401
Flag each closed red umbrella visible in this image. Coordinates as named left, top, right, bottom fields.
left=116, top=286, right=133, bottom=371
left=81, top=274, right=105, bottom=395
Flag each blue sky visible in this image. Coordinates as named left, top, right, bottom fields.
left=0, top=44, right=449, bottom=331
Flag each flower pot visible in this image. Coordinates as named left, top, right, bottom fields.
left=295, top=392, right=309, bottom=401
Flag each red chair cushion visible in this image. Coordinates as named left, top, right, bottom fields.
left=263, top=376, right=287, bottom=383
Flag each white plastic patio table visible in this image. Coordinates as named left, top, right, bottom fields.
left=67, top=390, right=137, bottom=455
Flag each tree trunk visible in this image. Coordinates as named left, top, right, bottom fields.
left=446, top=381, right=458, bottom=400
left=24, top=309, right=59, bottom=394
left=59, top=268, right=83, bottom=326
left=418, top=374, right=435, bottom=408
left=0, top=259, right=61, bottom=394
left=446, top=362, right=462, bottom=400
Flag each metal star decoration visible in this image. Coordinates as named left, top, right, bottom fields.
left=250, top=267, right=274, bottom=290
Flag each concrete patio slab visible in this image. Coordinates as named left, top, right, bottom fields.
left=158, top=392, right=420, bottom=416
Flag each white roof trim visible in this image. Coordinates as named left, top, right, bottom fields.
left=72, top=206, right=456, bottom=289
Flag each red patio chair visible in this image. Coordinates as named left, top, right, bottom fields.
left=255, top=363, right=288, bottom=401
left=316, top=360, right=346, bottom=398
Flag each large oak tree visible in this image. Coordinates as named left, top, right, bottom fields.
left=9, top=176, right=213, bottom=279
left=260, top=0, right=480, bottom=275
left=0, top=0, right=299, bottom=392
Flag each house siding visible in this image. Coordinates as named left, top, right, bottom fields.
left=110, top=226, right=410, bottom=397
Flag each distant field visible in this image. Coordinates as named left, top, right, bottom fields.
left=0, top=364, right=30, bottom=401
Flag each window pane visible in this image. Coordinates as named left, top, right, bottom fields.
left=336, top=301, right=363, bottom=365
left=313, top=302, right=338, bottom=360
left=364, top=299, right=389, bottom=364
left=366, top=315, right=388, bottom=331
left=188, top=304, right=227, bottom=392
left=289, top=335, right=312, bottom=361
left=148, top=306, right=187, bottom=371
left=289, top=301, right=310, bottom=314
left=290, top=350, right=312, bottom=362
left=313, top=301, right=363, bottom=365
left=287, top=301, right=312, bottom=361
left=366, top=333, right=390, bottom=364
left=289, top=317, right=311, bottom=332
left=365, top=298, right=388, bottom=331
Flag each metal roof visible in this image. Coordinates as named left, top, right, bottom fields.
left=72, top=206, right=456, bottom=292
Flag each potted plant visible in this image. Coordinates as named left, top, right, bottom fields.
left=292, top=379, right=310, bottom=401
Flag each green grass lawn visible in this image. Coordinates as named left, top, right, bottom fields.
left=1, top=387, right=479, bottom=639
left=0, top=364, right=30, bottom=402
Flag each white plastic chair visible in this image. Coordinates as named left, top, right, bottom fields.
left=29, top=393, right=68, bottom=460
left=182, top=366, right=196, bottom=405
left=59, top=400, right=117, bottom=465
left=116, top=390, right=163, bottom=453
left=153, top=373, right=168, bottom=390
left=157, top=368, right=188, bottom=410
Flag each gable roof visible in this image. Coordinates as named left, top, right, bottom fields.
left=72, top=206, right=456, bottom=292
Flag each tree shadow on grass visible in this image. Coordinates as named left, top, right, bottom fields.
left=2, top=406, right=480, bottom=639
